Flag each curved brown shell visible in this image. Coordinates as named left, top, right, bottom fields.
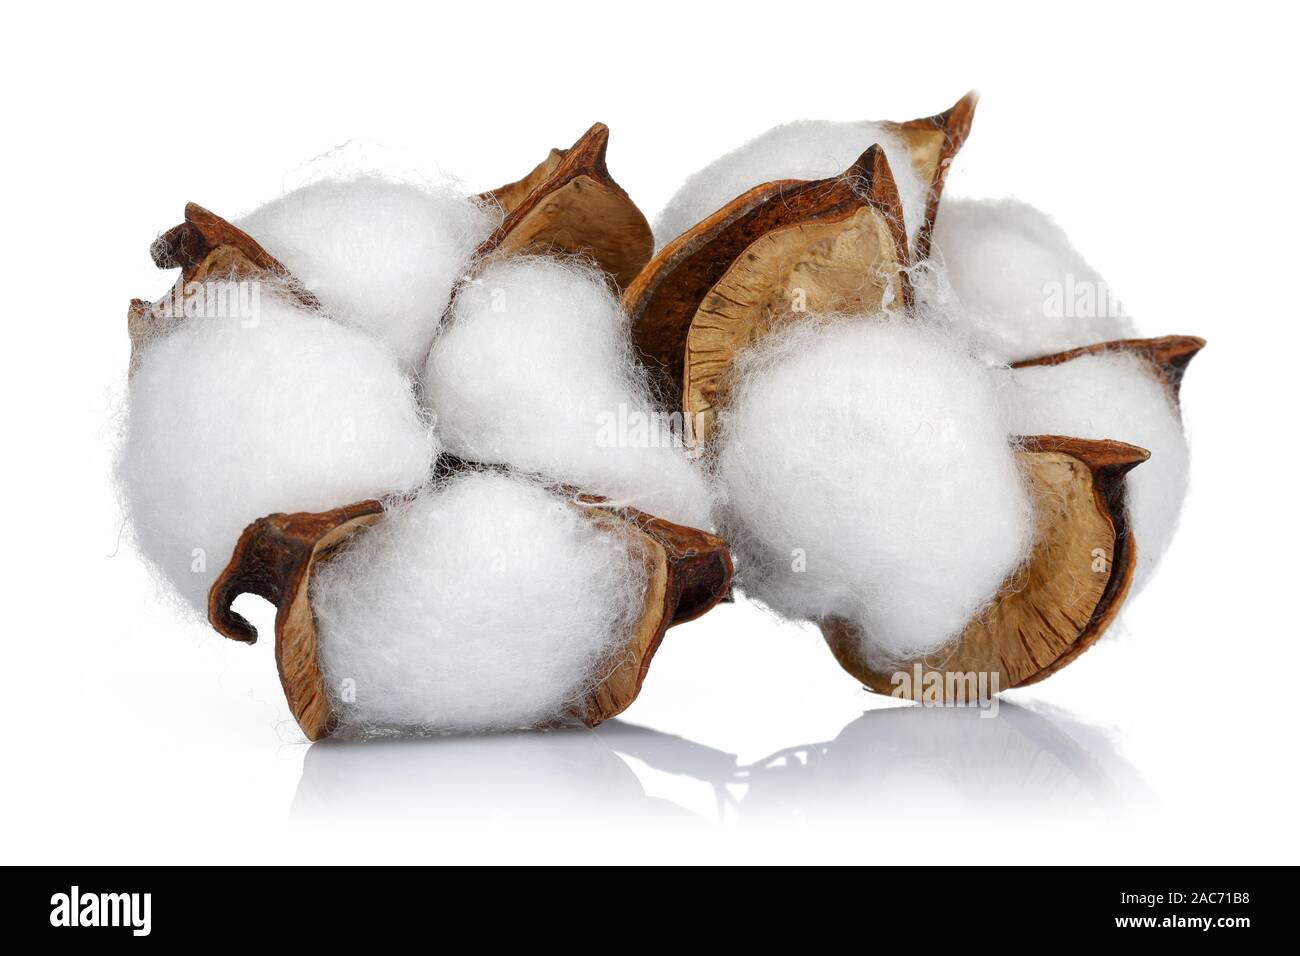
left=209, top=493, right=732, bottom=740
left=821, top=436, right=1149, bottom=700
left=1012, top=334, right=1206, bottom=402
left=879, top=90, right=978, bottom=260
left=624, top=145, right=910, bottom=423
left=126, top=203, right=314, bottom=368
left=476, top=122, right=653, bottom=289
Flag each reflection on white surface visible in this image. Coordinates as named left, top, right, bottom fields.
left=603, top=703, right=1148, bottom=825
left=292, top=727, right=704, bottom=825
left=293, top=702, right=1145, bottom=827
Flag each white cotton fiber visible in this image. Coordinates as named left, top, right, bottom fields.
left=423, top=257, right=713, bottom=529
left=923, top=198, right=1137, bottom=363
left=714, top=318, right=1033, bottom=664
left=995, top=352, right=1189, bottom=592
left=311, top=471, right=648, bottom=733
left=238, top=176, right=500, bottom=368
left=118, top=288, right=437, bottom=613
left=653, top=121, right=929, bottom=248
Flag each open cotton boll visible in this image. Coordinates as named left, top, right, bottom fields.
left=653, top=121, right=928, bottom=248
left=995, top=352, right=1189, bottom=592
left=714, top=318, right=1033, bottom=664
left=238, top=176, right=500, bottom=368
left=311, top=471, right=648, bottom=734
left=424, top=258, right=713, bottom=529
left=924, top=198, right=1137, bottom=363
left=118, top=288, right=437, bottom=613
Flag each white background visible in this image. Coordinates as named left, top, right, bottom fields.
left=4, top=1, right=1297, bottom=864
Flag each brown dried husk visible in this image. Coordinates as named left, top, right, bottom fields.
left=878, top=90, right=978, bottom=260
left=126, top=203, right=312, bottom=370
left=208, top=489, right=732, bottom=740
left=625, top=145, right=912, bottom=442
left=822, top=335, right=1205, bottom=699
left=475, top=122, right=653, bottom=289
left=1011, top=334, right=1206, bottom=402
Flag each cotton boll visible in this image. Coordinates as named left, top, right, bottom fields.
left=238, top=176, right=500, bottom=368
left=924, top=198, right=1137, bottom=362
left=119, top=289, right=437, bottom=613
left=653, top=121, right=928, bottom=248
left=311, top=472, right=648, bottom=734
left=995, top=353, right=1189, bottom=592
left=424, top=258, right=713, bottom=529
left=714, top=318, right=1033, bottom=664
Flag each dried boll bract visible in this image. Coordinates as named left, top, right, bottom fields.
left=627, top=145, right=912, bottom=430
left=475, top=123, right=654, bottom=290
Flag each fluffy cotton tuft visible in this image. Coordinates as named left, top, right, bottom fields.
left=995, top=352, right=1189, bottom=592
left=653, top=121, right=928, bottom=248
left=311, top=471, right=648, bottom=734
left=238, top=176, right=500, bottom=367
left=923, top=198, right=1137, bottom=363
left=118, top=288, right=437, bottom=613
left=714, top=317, right=1034, bottom=663
left=423, top=257, right=713, bottom=528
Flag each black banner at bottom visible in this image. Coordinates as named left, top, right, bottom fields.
left=8, top=865, right=1279, bottom=940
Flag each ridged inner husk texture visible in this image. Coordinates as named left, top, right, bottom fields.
left=625, top=145, right=911, bottom=432
left=475, top=122, right=653, bottom=289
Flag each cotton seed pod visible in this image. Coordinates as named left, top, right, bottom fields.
left=208, top=486, right=733, bottom=740
left=621, top=104, right=1203, bottom=695
left=126, top=124, right=711, bottom=736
